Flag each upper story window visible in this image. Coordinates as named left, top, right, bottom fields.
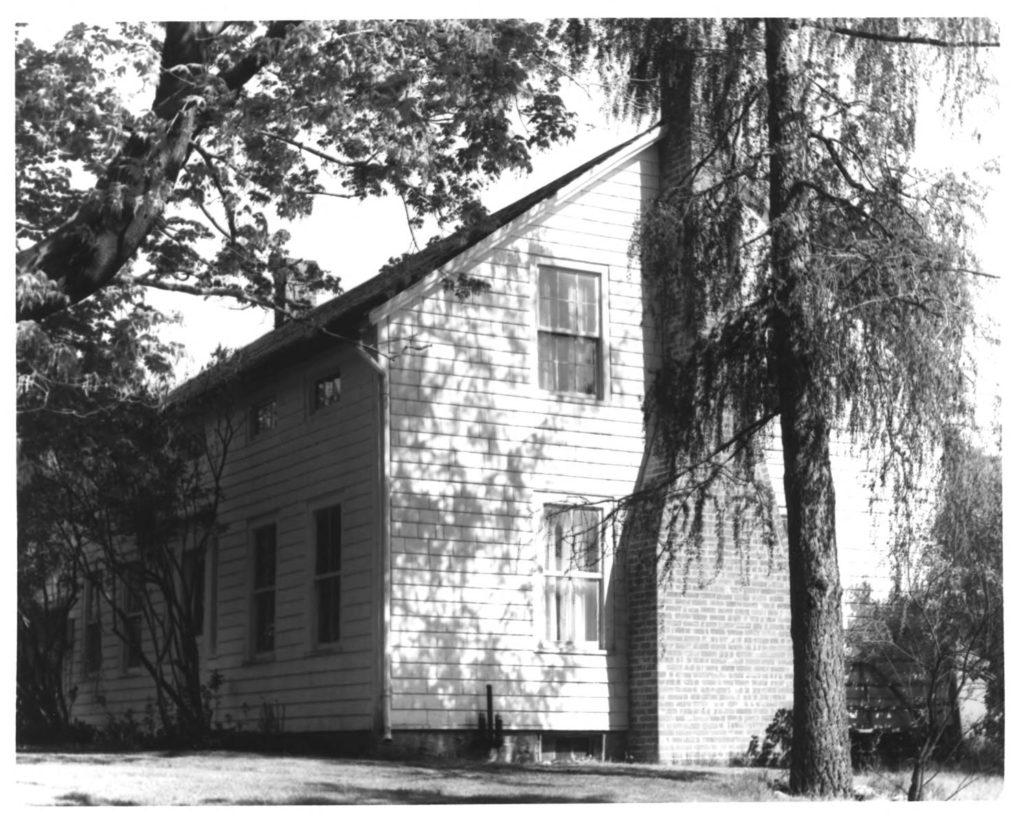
left=251, top=399, right=277, bottom=436
left=252, top=524, right=277, bottom=655
left=538, top=267, right=601, bottom=397
left=541, top=505, right=604, bottom=648
left=314, top=504, right=342, bottom=645
left=313, top=372, right=342, bottom=411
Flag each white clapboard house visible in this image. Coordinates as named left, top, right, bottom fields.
left=67, top=125, right=889, bottom=762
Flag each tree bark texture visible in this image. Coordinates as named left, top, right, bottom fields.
left=764, top=18, right=854, bottom=797
left=16, top=22, right=292, bottom=322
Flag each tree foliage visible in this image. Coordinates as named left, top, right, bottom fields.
left=16, top=20, right=575, bottom=323
left=555, top=17, right=998, bottom=797
left=18, top=364, right=237, bottom=741
left=847, top=433, right=1002, bottom=798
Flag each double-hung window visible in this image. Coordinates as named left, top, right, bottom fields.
left=542, top=505, right=603, bottom=647
left=538, top=267, right=601, bottom=396
left=252, top=524, right=277, bottom=655
left=314, top=505, right=342, bottom=645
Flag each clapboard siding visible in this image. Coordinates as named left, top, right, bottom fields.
left=69, top=342, right=383, bottom=732
left=382, top=145, right=656, bottom=733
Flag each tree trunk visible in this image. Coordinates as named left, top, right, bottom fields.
left=16, top=22, right=294, bottom=322
left=764, top=18, right=853, bottom=797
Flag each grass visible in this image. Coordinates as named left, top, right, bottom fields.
left=15, top=750, right=1004, bottom=805
left=15, top=751, right=785, bottom=805
left=856, top=767, right=1004, bottom=801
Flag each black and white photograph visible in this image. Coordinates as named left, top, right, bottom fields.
left=14, top=10, right=1005, bottom=804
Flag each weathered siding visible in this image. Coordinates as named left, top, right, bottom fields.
left=70, top=344, right=382, bottom=734
left=379, top=147, right=659, bottom=736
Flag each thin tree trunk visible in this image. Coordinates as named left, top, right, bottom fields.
left=764, top=17, right=853, bottom=798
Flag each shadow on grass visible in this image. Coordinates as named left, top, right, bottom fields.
left=318, top=757, right=721, bottom=784
left=57, top=792, right=140, bottom=806
left=200, top=785, right=613, bottom=805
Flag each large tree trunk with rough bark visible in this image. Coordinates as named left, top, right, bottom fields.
left=764, top=18, right=853, bottom=797
left=16, top=22, right=293, bottom=323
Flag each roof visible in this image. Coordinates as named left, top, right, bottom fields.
left=170, top=124, right=661, bottom=404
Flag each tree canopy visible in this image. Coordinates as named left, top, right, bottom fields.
left=16, top=20, right=575, bottom=324
left=555, top=16, right=998, bottom=796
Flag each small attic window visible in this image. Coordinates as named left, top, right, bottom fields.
left=252, top=399, right=277, bottom=436
left=313, top=372, right=342, bottom=411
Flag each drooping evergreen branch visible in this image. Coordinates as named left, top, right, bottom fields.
left=799, top=20, right=1000, bottom=49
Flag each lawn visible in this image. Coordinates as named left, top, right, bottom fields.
left=14, top=751, right=784, bottom=805
left=14, top=751, right=1003, bottom=805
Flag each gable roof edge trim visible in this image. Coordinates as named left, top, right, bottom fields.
left=366, top=126, right=665, bottom=327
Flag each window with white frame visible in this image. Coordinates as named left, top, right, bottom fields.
left=252, top=524, right=277, bottom=655
left=538, top=267, right=601, bottom=396
left=541, top=505, right=603, bottom=647
left=313, top=504, right=342, bottom=645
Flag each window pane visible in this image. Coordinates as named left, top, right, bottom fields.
left=315, top=506, right=341, bottom=574
left=542, top=506, right=603, bottom=646
left=252, top=400, right=277, bottom=435
left=539, top=269, right=556, bottom=328
left=85, top=623, right=102, bottom=674
left=254, top=526, right=276, bottom=589
left=184, top=549, right=205, bottom=635
left=578, top=579, right=600, bottom=643
left=254, top=590, right=275, bottom=653
left=578, top=275, right=599, bottom=334
left=126, top=616, right=143, bottom=668
left=538, top=333, right=556, bottom=391
left=314, top=373, right=341, bottom=409
left=316, top=576, right=341, bottom=644
left=555, top=336, right=572, bottom=392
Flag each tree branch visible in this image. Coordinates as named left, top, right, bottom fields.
left=800, top=21, right=1000, bottom=49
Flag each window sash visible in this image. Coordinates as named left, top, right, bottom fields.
left=316, top=576, right=341, bottom=644
left=124, top=614, right=144, bottom=669
left=253, top=590, right=276, bottom=653
left=538, top=268, right=600, bottom=396
left=183, top=548, right=205, bottom=636
left=314, top=505, right=342, bottom=644
left=313, top=373, right=342, bottom=410
left=542, top=506, right=603, bottom=646
left=252, top=400, right=277, bottom=435
left=252, top=525, right=276, bottom=654
left=83, top=576, right=103, bottom=674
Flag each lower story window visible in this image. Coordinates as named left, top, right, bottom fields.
left=83, top=576, right=103, bottom=675
left=123, top=563, right=145, bottom=670
left=542, top=505, right=603, bottom=647
left=252, top=524, right=277, bottom=655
